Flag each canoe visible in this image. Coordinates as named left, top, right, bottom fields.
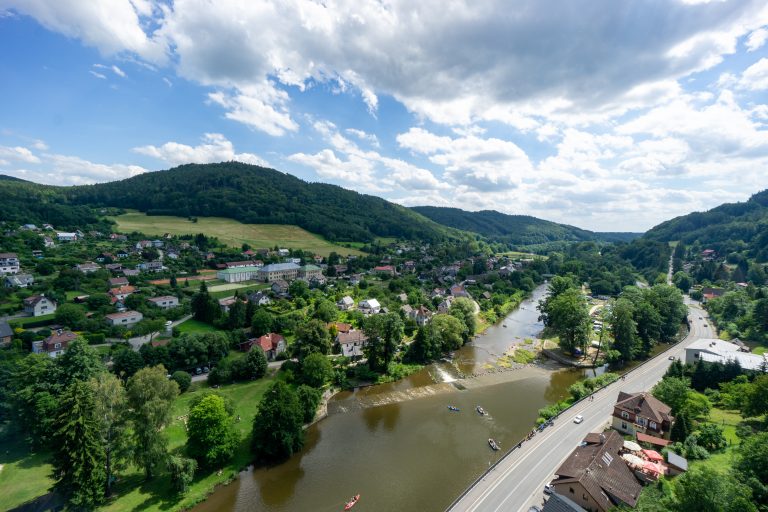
left=488, top=438, right=500, bottom=451
left=447, top=406, right=460, bottom=412
left=344, top=494, right=360, bottom=510
left=476, top=406, right=486, bottom=415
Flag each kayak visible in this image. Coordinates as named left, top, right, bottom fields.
left=488, top=438, right=500, bottom=451
left=476, top=406, right=486, bottom=415
left=344, top=494, right=360, bottom=510
left=447, top=406, right=460, bottom=412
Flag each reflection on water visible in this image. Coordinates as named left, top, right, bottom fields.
left=192, top=284, right=591, bottom=512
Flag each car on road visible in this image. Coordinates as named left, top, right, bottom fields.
left=699, top=316, right=702, bottom=319
left=544, top=483, right=555, bottom=495
left=527, top=507, right=542, bottom=512
left=703, top=324, right=708, bottom=327
left=573, top=414, right=584, bottom=424
left=668, top=355, right=676, bottom=360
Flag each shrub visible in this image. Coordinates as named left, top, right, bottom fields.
left=171, top=371, right=192, bottom=393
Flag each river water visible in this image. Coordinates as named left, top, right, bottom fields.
left=193, top=284, right=590, bottom=512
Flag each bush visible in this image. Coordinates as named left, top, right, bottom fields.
left=86, top=333, right=106, bottom=345
left=168, top=455, right=197, bottom=494
left=171, top=371, right=192, bottom=393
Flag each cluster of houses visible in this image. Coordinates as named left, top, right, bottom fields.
left=547, top=392, right=684, bottom=512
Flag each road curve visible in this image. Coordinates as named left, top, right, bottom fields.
left=448, top=300, right=711, bottom=512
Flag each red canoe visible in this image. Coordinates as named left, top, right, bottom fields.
left=344, top=494, right=360, bottom=510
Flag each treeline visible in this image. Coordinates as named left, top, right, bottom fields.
left=704, top=287, right=768, bottom=342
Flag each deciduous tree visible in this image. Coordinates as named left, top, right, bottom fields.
left=251, top=381, right=304, bottom=463
left=186, top=394, right=238, bottom=467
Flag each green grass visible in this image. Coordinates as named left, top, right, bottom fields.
left=208, top=284, right=269, bottom=300
left=691, top=408, right=742, bottom=473
left=753, top=346, right=766, bottom=356
left=109, top=211, right=363, bottom=257
left=0, top=436, right=55, bottom=511
left=9, top=314, right=55, bottom=327
left=65, top=290, right=88, bottom=301
left=511, top=348, right=536, bottom=364
left=174, top=319, right=219, bottom=334
left=100, top=378, right=274, bottom=512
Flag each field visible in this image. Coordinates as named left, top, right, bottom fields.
left=109, top=212, right=363, bottom=257
left=0, top=440, right=55, bottom=511
left=174, top=319, right=220, bottom=334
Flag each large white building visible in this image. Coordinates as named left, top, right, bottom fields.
left=0, top=253, right=20, bottom=274
left=685, top=338, right=767, bottom=372
left=105, top=310, right=144, bottom=327
left=217, top=266, right=261, bottom=283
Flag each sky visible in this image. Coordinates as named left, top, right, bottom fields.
left=0, top=1, right=767, bottom=233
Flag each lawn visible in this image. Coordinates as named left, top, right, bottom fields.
left=207, top=281, right=268, bottom=293
left=692, top=408, right=743, bottom=474
left=209, top=284, right=269, bottom=300
left=174, top=319, right=219, bottom=334
left=0, top=436, right=55, bottom=511
left=109, top=211, right=363, bottom=257
left=101, top=378, right=274, bottom=512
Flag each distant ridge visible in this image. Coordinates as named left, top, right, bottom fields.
left=410, top=206, right=641, bottom=246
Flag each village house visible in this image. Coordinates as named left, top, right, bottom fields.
left=358, top=298, right=381, bottom=315
left=32, top=329, right=77, bottom=358
left=42, top=236, right=55, bottom=248
left=244, top=332, right=286, bottom=361
left=137, top=261, right=165, bottom=272
left=0, top=253, right=20, bottom=274
left=109, top=285, right=136, bottom=303
left=612, top=392, right=675, bottom=440
left=105, top=263, right=124, bottom=273
left=24, top=295, right=57, bottom=317
left=403, top=260, right=416, bottom=273
left=398, top=293, right=408, bottom=303
left=412, top=305, right=433, bottom=326
left=104, top=310, right=143, bottom=327
left=348, top=274, right=362, bottom=286
left=337, top=329, right=368, bottom=358
left=373, top=265, right=397, bottom=276
left=431, top=288, right=446, bottom=299
left=224, top=260, right=256, bottom=269
left=5, top=273, right=34, bottom=288
left=278, top=248, right=290, bottom=257
left=337, top=295, right=355, bottom=311
left=135, top=240, right=152, bottom=250
left=218, top=296, right=239, bottom=313
left=0, top=321, right=13, bottom=347
left=95, top=252, right=114, bottom=263
left=56, top=232, right=77, bottom=242
left=31, top=249, right=43, bottom=259
left=271, top=280, right=290, bottom=296
left=701, top=249, right=717, bottom=260
left=550, top=430, right=642, bottom=512
left=333, top=264, right=348, bottom=275
left=123, top=269, right=140, bottom=277
left=438, top=297, right=454, bottom=313
left=116, top=249, right=130, bottom=258
left=110, top=233, right=128, bottom=242
left=401, top=304, right=413, bottom=317
left=298, top=264, right=323, bottom=281
left=147, top=295, right=179, bottom=309
left=685, top=338, right=768, bottom=372
left=76, top=262, right=101, bottom=273
left=247, top=291, right=272, bottom=306
left=700, top=287, right=726, bottom=302
left=151, top=239, right=164, bottom=248
left=450, top=284, right=470, bottom=298
left=216, top=266, right=261, bottom=283
left=258, top=262, right=301, bottom=282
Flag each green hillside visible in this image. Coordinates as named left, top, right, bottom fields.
left=410, top=206, right=640, bottom=246
left=643, top=189, right=768, bottom=260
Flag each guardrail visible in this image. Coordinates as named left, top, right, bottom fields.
left=444, top=307, right=696, bottom=511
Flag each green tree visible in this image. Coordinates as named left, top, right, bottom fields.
left=186, top=394, right=238, bottom=467
left=633, top=298, right=662, bottom=355
left=682, top=392, right=711, bottom=420
left=51, top=380, right=106, bottom=510
left=127, top=365, right=179, bottom=479
left=652, top=377, right=691, bottom=415
left=744, top=375, right=768, bottom=418
left=288, top=280, right=309, bottom=299
left=449, top=297, right=476, bottom=341
left=58, top=337, right=106, bottom=388
left=244, top=348, right=268, bottom=380
left=363, top=313, right=404, bottom=372
left=542, top=288, right=591, bottom=354
left=171, top=370, right=192, bottom=392
left=430, top=313, right=466, bottom=352
left=90, top=373, right=130, bottom=497
left=695, top=423, right=726, bottom=451
left=313, top=299, right=338, bottom=323
left=227, top=299, right=246, bottom=330
left=191, top=282, right=219, bottom=324
left=54, top=303, right=87, bottom=330
left=112, top=349, right=145, bottom=381
left=251, top=308, right=274, bottom=337
left=300, top=352, right=333, bottom=387
left=296, top=384, right=322, bottom=423
left=671, top=408, right=692, bottom=442
left=673, top=466, right=756, bottom=512
left=611, top=298, right=639, bottom=361
left=672, top=271, right=692, bottom=293
left=294, top=319, right=332, bottom=361
left=7, top=353, right=60, bottom=447
left=648, top=284, right=687, bottom=341
left=167, top=455, right=197, bottom=494
left=734, top=432, right=768, bottom=506
left=251, top=381, right=304, bottom=463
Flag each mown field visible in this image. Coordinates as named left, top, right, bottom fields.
left=109, top=212, right=363, bottom=257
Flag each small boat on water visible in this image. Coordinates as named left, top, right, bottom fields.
left=476, top=406, right=486, bottom=415
left=447, top=405, right=460, bottom=412
left=344, top=494, right=360, bottom=510
left=503, top=324, right=508, bottom=328
left=488, top=438, right=500, bottom=451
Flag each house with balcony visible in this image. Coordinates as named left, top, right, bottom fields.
left=612, top=392, right=674, bottom=440
left=0, top=253, right=20, bottom=274
left=32, top=329, right=77, bottom=358
left=24, top=295, right=57, bottom=317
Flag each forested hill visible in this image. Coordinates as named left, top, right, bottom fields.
left=410, top=206, right=641, bottom=246
left=3, top=163, right=455, bottom=243
left=643, top=189, right=768, bottom=259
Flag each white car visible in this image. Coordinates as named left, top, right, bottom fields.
left=573, top=414, right=584, bottom=424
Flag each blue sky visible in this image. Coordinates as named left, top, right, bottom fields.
left=0, top=1, right=767, bottom=232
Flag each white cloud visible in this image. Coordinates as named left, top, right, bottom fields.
left=739, top=58, right=768, bottom=90
left=0, top=145, right=41, bottom=164
left=2, top=152, right=147, bottom=185
left=133, top=133, right=269, bottom=167
left=90, top=70, right=107, bottom=80
left=207, top=84, right=298, bottom=136
left=162, top=77, right=172, bottom=87
left=345, top=128, right=380, bottom=148
left=746, top=28, right=768, bottom=51
left=111, top=64, right=126, bottom=77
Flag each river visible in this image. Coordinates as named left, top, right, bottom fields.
left=193, top=284, right=591, bottom=512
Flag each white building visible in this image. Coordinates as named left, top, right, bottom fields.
left=24, top=295, right=57, bottom=317
left=104, top=310, right=144, bottom=327
left=217, top=266, right=261, bottom=283
left=147, top=295, right=180, bottom=309
left=56, top=232, right=78, bottom=242
left=358, top=298, right=381, bottom=315
left=0, top=253, right=20, bottom=275
left=337, top=295, right=355, bottom=311
left=685, top=338, right=767, bottom=372
left=337, top=329, right=368, bottom=358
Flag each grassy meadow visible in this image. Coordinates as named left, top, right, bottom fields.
left=109, top=211, right=363, bottom=257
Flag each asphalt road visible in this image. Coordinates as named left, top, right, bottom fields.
left=448, top=300, right=711, bottom=512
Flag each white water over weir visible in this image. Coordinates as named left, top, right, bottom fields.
left=434, top=366, right=457, bottom=383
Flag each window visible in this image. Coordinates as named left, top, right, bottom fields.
left=621, top=411, right=630, bottom=419
left=55, top=343, right=61, bottom=349
left=650, top=421, right=657, bottom=430
left=569, top=487, right=575, bottom=494
left=637, top=418, right=646, bottom=427
left=621, top=422, right=628, bottom=430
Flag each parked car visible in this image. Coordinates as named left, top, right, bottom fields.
left=573, top=414, right=584, bottom=424
left=195, top=367, right=202, bottom=375
left=544, top=483, right=555, bottom=495
left=202, top=366, right=210, bottom=373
